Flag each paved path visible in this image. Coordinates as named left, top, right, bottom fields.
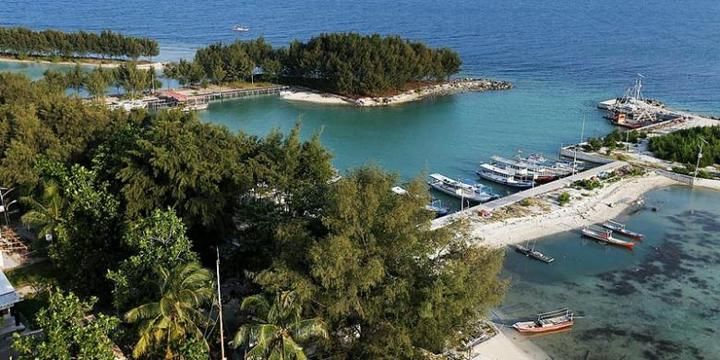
left=431, top=161, right=626, bottom=230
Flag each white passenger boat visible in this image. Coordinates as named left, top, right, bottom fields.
left=476, top=163, right=534, bottom=188
left=427, top=174, right=497, bottom=203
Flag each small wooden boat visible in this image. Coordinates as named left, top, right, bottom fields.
left=512, top=308, right=574, bottom=334
left=601, top=220, right=644, bottom=240
left=581, top=227, right=635, bottom=250
left=513, top=244, right=554, bottom=263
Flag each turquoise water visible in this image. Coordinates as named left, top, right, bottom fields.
left=501, top=186, right=720, bottom=359
left=3, top=1, right=720, bottom=358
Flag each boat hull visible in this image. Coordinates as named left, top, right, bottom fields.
left=512, top=320, right=573, bottom=334
left=476, top=171, right=533, bottom=189
left=581, top=229, right=635, bottom=249
left=428, top=183, right=494, bottom=203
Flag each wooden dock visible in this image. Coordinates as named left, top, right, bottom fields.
left=145, top=85, right=289, bottom=111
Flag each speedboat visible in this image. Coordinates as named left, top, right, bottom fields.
left=232, top=25, right=249, bottom=32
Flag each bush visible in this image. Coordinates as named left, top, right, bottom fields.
left=558, top=192, right=571, bottom=206
left=573, top=178, right=602, bottom=190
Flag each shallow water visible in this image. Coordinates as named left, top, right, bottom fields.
left=500, top=186, right=720, bottom=359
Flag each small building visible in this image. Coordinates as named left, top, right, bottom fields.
left=0, top=270, right=23, bottom=337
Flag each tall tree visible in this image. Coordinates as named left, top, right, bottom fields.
left=260, top=167, right=506, bottom=358
left=20, top=180, right=65, bottom=242
left=108, top=208, right=200, bottom=312
left=12, top=290, right=120, bottom=360
left=125, top=262, right=214, bottom=359
left=232, top=290, right=328, bottom=360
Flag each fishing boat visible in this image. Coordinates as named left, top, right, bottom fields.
left=476, top=163, right=534, bottom=188
left=232, top=25, right=250, bottom=32
left=512, top=308, right=574, bottom=334
left=427, top=174, right=497, bottom=203
left=391, top=186, right=450, bottom=217
left=601, top=220, right=644, bottom=240
left=182, top=102, right=209, bottom=112
left=513, top=244, right=554, bottom=263
left=581, top=227, right=635, bottom=250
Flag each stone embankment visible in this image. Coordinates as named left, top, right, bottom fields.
left=354, top=78, right=512, bottom=106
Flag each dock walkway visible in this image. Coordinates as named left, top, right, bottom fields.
left=430, top=161, right=626, bottom=230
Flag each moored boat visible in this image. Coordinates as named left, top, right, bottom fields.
left=428, top=174, right=497, bottom=203
left=513, top=244, right=554, bottom=263
left=392, top=185, right=450, bottom=217
left=512, top=308, right=574, bottom=334
left=476, top=163, right=534, bottom=188
left=601, top=220, right=644, bottom=240
left=581, top=227, right=635, bottom=250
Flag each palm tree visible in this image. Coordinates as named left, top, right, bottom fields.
left=125, top=262, right=214, bottom=359
left=232, top=290, right=328, bottom=360
left=21, top=181, right=65, bottom=242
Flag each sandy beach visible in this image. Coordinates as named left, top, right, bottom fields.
left=470, top=173, right=678, bottom=248
left=0, top=56, right=164, bottom=70
left=279, top=89, right=353, bottom=105
left=471, top=327, right=551, bottom=360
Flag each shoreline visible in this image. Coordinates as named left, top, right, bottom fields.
left=469, top=173, right=678, bottom=248
left=471, top=326, right=551, bottom=360
left=279, top=78, right=512, bottom=107
left=0, top=55, right=164, bottom=70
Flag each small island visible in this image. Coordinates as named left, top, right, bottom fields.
left=163, top=33, right=512, bottom=106
left=0, top=27, right=159, bottom=66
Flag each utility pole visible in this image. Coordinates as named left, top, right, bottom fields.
left=216, top=247, right=226, bottom=360
left=692, top=137, right=708, bottom=186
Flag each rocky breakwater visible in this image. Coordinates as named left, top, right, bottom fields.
left=353, top=78, right=512, bottom=107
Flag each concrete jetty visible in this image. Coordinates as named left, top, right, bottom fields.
left=430, top=161, right=627, bottom=230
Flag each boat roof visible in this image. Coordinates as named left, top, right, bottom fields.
left=479, top=163, right=515, bottom=175
left=0, top=271, right=20, bottom=310
left=429, top=173, right=460, bottom=184
left=391, top=186, right=408, bottom=195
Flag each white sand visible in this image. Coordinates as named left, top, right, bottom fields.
left=0, top=57, right=164, bottom=70
left=471, top=327, right=550, bottom=360
left=279, top=90, right=353, bottom=105
left=470, top=174, right=678, bottom=247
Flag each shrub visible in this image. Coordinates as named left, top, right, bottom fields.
left=558, top=192, right=571, bottom=206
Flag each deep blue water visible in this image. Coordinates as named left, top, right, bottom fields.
left=2, top=0, right=719, bottom=113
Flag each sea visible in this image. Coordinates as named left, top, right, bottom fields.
left=1, top=1, right=719, bottom=358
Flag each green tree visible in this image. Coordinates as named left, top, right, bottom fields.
left=118, top=111, right=250, bottom=228
left=12, top=289, right=120, bottom=360
left=66, top=64, right=85, bottom=95
left=232, top=290, right=328, bottom=360
left=125, top=262, right=214, bottom=359
left=108, top=208, right=200, bottom=312
left=260, top=167, right=506, bottom=358
left=48, top=164, right=123, bottom=298
left=20, top=180, right=65, bottom=242
left=85, top=67, right=111, bottom=100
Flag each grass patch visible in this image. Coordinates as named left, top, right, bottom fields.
left=6, top=260, right=57, bottom=288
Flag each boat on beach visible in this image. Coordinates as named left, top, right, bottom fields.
left=513, top=243, right=554, bottom=263
left=476, top=163, right=534, bottom=188
left=581, top=227, right=635, bottom=250
left=512, top=308, right=574, bottom=334
left=601, top=220, right=644, bottom=240
left=427, top=174, right=497, bottom=203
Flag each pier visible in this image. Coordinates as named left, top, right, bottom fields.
left=431, top=161, right=627, bottom=230
left=114, top=85, right=290, bottom=111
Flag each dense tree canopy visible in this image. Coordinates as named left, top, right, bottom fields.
left=166, top=33, right=462, bottom=97
left=2, top=73, right=507, bottom=359
left=0, top=27, right=159, bottom=60
left=649, top=126, right=720, bottom=167
left=12, top=290, right=120, bottom=360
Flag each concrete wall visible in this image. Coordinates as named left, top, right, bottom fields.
left=657, top=169, right=720, bottom=190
